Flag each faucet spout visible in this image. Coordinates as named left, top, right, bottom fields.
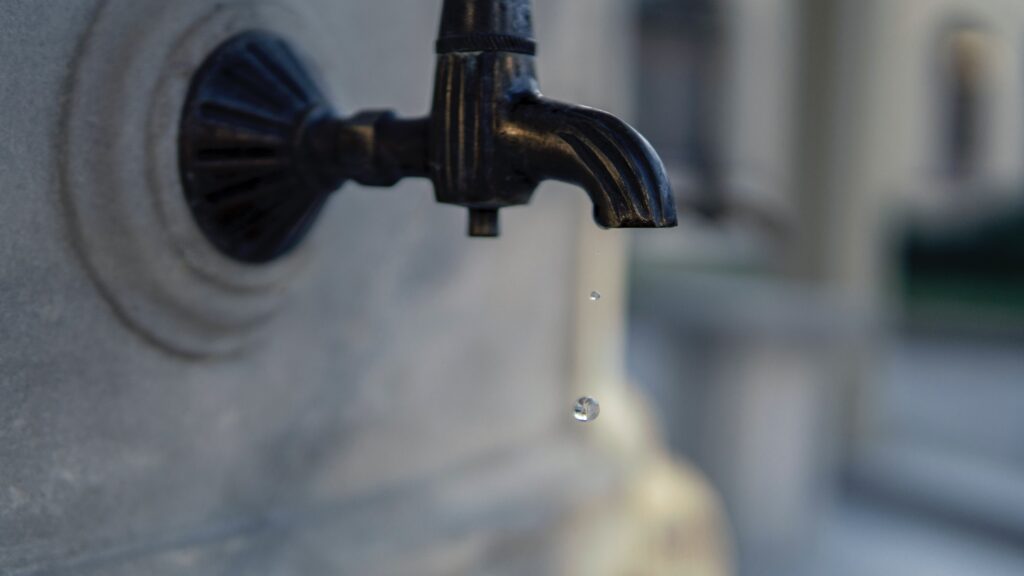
left=429, top=0, right=677, bottom=233
left=508, top=97, right=677, bottom=229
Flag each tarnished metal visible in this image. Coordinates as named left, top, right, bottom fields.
left=179, top=0, right=677, bottom=262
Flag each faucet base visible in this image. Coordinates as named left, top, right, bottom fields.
left=179, top=32, right=337, bottom=264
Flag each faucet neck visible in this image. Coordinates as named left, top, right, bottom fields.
left=437, top=0, right=536, bottom=55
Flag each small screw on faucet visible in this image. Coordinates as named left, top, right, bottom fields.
left=468, top=209, right=500, bottom=238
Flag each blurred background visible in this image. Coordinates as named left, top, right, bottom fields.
left=626, top=0, right=1024, bottom=575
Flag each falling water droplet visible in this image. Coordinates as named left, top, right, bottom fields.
left=589, top=291, right=601, bottom=302
left=573, top=396, right=600, bottom=422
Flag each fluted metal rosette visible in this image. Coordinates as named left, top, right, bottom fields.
left=179, top=31, right=336, bottom=263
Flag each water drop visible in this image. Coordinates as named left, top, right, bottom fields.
left=573, top=396, right=600, bottom=422
left=589, top=291, right=601, bottom=302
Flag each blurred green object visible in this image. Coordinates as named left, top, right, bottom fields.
left=902, top=200, right=1024, bottom=324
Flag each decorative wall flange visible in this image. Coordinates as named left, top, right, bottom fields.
left=62, top=0, right=330, bottom=356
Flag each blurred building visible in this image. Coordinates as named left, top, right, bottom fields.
left=628, top=0, right=1024, bottom=575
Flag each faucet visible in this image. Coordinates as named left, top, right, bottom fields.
left=179, top=0, right=677, bottom=262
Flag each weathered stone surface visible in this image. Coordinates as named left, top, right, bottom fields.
left=0, top=0, right=594, bottom=573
